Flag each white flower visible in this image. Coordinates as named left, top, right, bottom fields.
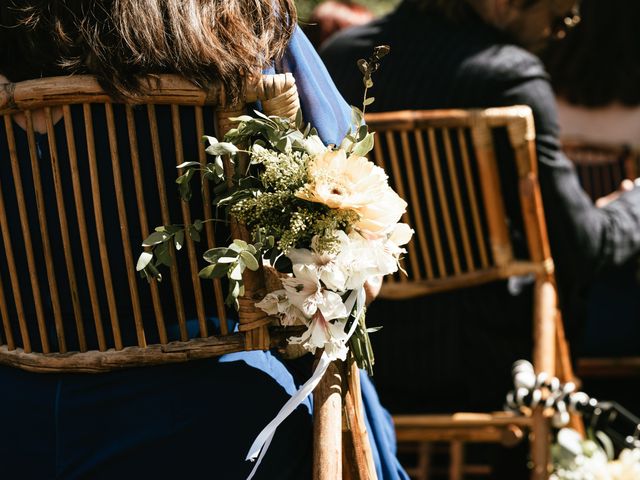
left=289, top=312, right=350, bottom=361
left=389, top=223, right=414, bottom=246
left=282, top=265, right=347, bottom=320
left=296, top=149, right=390, bottom=210
left=287, top=231, right=352, bottom=292
left=255, top=290, right=306, bottom=326
left=355, top=187, right=408, bottom=235
left=302, top=134, right=328, bottom=156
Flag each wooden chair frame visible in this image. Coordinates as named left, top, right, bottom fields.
left=365, top=106, right=577, bottom=480
left=0, top=74, right=376, bottom=480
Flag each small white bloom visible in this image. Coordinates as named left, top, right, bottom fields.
left=289, top=312, right=350, bottom=361
left=255, top=290, right=306, bottom=326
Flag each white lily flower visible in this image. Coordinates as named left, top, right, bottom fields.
left=282, top=265, right=348, bottom=320
left=289, top=312, right=350, bottom=361
left=255, top=290, right=307, bottom=326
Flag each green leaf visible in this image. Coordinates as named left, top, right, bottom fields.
left=295, top=108, right=303, bottom=129
left=176, top=161, right=201, bottom=169
left=199, top=263, right=230, bottom=279
left=229, top=263, right=243, bottom=281
left=136, top=251, right=153, bottom=271
left=174, top=230, right=185, bottom=251
left=203, top=247, right=234, bottom=263
left=363, top=97, right=375, bottom=106
left=187, top=225, right=201, bottom=242
left=155, top=240, right=173, bottom=267
left=193, top=219, right=203, bottom=232
left=205, top=142, right=239, bottom=156
left=217, top=256, right=237, bottom=264
left=142, top=231, right=171, bottom=247
left=239, top=251, right=259, bottom=271
left=232, top=239, right=249, bottom=250
left=274, top=255, right=293, bottom=273
left=352, top=132, right=375, bottom=157
left=351, top=106, right=364, bottom=128
left=373, top=45, right=390, bottom=59
left=143, top=262, right=162, bottom=282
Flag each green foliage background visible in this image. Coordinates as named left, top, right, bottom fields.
left=295, top=0, right=400, bottom=22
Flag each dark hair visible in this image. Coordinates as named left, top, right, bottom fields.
left=0, top=0, right=297, bottom=103
left=543, top=0, right=640, bottom=107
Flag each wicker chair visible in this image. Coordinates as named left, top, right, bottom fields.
left=365, top=106, right=577, bottom=480
left=0, top=73, right=375, bottom=480
left=560, top=140, right=640, bottom=380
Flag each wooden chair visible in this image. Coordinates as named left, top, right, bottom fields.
left=560, top=141, right=640, bottom=380
left=365, top=106, right=577, bottom=480
left=562, top=140, right=639, bottom=202
left=0, top=74, right=375, bottom=480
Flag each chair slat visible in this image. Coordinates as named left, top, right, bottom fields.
left=125, top=105, right=168, bottom=344
left=83, top=104, right=122, bottom=350
left=25, top=111, right=67, bottom=352
left=428, top=128, right=461, bottom=275
left=45, top=107, right=86, bottom=353
left=457, top=128, right=489, bottom=268
left=196, top=106, right=228, bottom=334
left=147, top=104, right=189, bottom=341
left=443, top=128, right=474, bottom=272
left=0, top=274, right=11, bottom=347
left=0, top=174, right=17, bottom=349
left=171, top=105, right=208, bottom=338
left=385, top=131, right=421, bottom=280
left=6, top=114, right=45, bottom=353
left=415, top=130, right=446, bottom=277
left=400, top=130, right=433, bottom=279
left=105, top=103, right=147, bottom=347
left=63, top=106, right=102, bottom=352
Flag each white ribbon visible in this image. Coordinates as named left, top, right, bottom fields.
left=245, top=286, right=366, bottom=479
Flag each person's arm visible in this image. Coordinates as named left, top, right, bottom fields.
left=273, top=26, right=352, bottom=146
left=496, top=67, right=640, bottom=282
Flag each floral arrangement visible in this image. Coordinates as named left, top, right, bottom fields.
left=136, top=45, right=411, bottom=374
left=552, top=428, right=640, bottom=480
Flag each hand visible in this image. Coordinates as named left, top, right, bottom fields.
left=595, top=179, right=636, bottom=208
left=364, top=275, right=383, bottom=306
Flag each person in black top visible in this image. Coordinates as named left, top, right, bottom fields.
left=320, top=0, right=640, bottom=415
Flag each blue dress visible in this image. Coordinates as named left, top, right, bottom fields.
left=0, top=28, right=408, bottom=480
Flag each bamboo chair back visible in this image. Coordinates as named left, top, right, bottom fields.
left=366, top=107, right=573, bottom=480
left=0, top=74, right=300, bottom=372
left=561, top=140, right=639, bottom=202
left=365, top=106, right=554, bottom=301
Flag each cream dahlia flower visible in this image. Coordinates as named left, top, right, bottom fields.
left=296, top=149, right=408, bottom=235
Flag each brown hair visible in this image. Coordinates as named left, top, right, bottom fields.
left=0, top=0, right=297, bottom=103
left=544, top=0, right=640, bottom=107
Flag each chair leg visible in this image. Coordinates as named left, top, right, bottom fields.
left=416, top=442, right=431, bottom=480
left=449, top=441, right=464, bottom=480
left=533, top=279, right=556, bottom=376
left=555, top=311, right=585, bottom=436
left=342, top=359, right=378, bottom=480
left=313, top=358, right=343, bottom=480
left=530, top=408, right=551, bottom=480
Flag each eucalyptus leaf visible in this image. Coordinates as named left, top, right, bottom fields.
left=136, top=251, right=153, bottom=271
left=229, top=263, right=243, bottom=281
left=142, top=231, right=170, bottom=247
left=352, top=132, right=375, bottom=157
left=239, top=251, right=259, bottom=271
left=176, top=161, right=201, bottom=169
left=174, top=230, right=185, bottom=251
left=199, top=262, right=230, bottom=279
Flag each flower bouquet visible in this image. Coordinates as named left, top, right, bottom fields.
left=136, top=45, right=410, bottom=373
left=136, top=46, right=410, bottom=473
